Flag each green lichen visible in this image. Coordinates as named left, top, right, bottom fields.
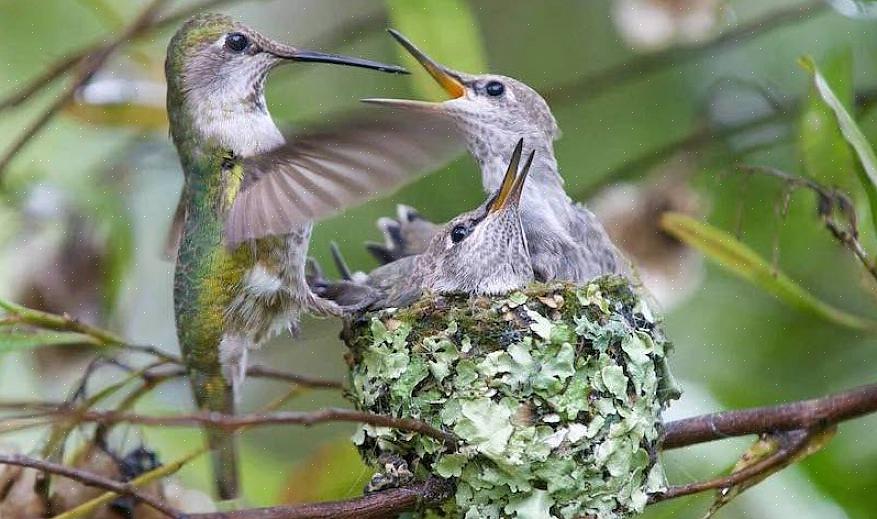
left=344, top=277, right=680, bottom=519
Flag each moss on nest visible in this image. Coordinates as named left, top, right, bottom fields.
left=343, top=276, right=680, bottom=519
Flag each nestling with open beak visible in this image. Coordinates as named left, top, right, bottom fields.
left=165, top=14, right=459, bottom=499
left=323, top=139, right=535, bottom=311
left=364, top=30, right=630, bottom=284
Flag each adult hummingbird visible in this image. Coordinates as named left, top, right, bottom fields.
left=363, top=30, right=630, bottom=284
left=165, top=14, right=459, bottom=499
left=323, top=139, right=534, bottom=311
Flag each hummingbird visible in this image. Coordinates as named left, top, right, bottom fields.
left=323, top=139, right=534, bottom=311
left=165, top=14, right=459, bottom=499
left=363, top=30, right=630, bottom=284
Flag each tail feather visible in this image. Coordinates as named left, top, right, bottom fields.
left=189, top=368, right=240, bottom=500
left=207, top=423, right=239, bottom=500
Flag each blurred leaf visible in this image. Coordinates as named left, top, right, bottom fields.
left=704, top=428, right=836, bottom=518
left=386, top=0, right=487, bottom=99
left=280, top=440, right=372, bottom=504
left=828, top=0, right=877, bottom=19
left=53, top=447, right=207, bottom=519
left=84, top=189, right=135, bottom=320
left=660, top=212, right=876, bottom=330
left=801, top=55, right=877, bottom=233
left=799, top=49, right=856, bottom=191
left=0, top=328, right=98, bottom=352
left=63, top=102, right=167, bottom=131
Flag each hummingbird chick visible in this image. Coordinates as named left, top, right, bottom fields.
left=365, top=30, right=632, bottom=284
left=327, top=139, right=535, bottom=311
left=165, top=14, right=459, bottom=499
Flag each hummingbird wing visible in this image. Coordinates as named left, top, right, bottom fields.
left=225, top=111, right=463, bottom=246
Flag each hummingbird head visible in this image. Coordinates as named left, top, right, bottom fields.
left=165, top=14, right=407, bottom=156
left=364, top=29, right=559, bottom=187
left=420, top=139, right=535, bottom=296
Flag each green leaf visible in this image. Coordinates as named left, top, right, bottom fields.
left=661, top=212, right=875, bottom=330
left=801, top=55, right=877, bottom=233
left=0, top=328, right=99, bottom=352
left=386, top=0, right=488, bottom=99
left=799, top=49, right=856, bottom=191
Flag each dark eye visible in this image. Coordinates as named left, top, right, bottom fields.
left=225, top=32, right=249, bottom=52
left=450, top=225, right=469, bottom=243
left=485, top=81, right=505, bottom=97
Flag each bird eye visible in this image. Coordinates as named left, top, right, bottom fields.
left=225, top=32, right=249, bottom=52
left=485, top=81, right=505, bottom=97
left=450, top=225, right=469, bottom=243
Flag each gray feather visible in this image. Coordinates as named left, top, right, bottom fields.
left=225, top=111, right=464, bottom=246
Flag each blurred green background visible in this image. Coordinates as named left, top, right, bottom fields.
left=1, top=0, right=876, bottom=517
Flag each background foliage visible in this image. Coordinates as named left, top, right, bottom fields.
left=0, top=1, right=876, bottom=517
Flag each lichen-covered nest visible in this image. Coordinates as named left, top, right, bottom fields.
left=343, top=276, right=680, bottom=519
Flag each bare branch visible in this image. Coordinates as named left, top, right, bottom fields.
left=246, top=365, right=344, bottom=390
left=662, top=383, right=877, bottom=449
left=185, top=477, right=454, bottom=519
left=0, top=0, right=169, bottom=176
left=650, top=428, right=816, bottom=503
left=29, top=407, right=456, bottom=445
left=0, top=452, right=180, bottom=518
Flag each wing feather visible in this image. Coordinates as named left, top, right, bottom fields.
left=225, top=110, right=463, bottom=245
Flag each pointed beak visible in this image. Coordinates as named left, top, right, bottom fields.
left=388, top=29, right=466, bottom=98
left=488, top=139, right=534, bottom=214
left=267, top=42, right=408, bottom=74
left=360, top=29, right=466, bottom=110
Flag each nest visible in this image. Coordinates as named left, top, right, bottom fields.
left=343, top=276, right=680, bottom=519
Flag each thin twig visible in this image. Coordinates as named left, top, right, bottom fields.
left=0, top=0, right=243, bottom=113
left=651, top=428, right=814, bottom=503
left=246, top=365, right=344, bottom=390
left=0, top=453, right=180, bottom=518
left=575, top=87, right=877, bottom=200
left=737, top=164, right=877, bottom=283
left=32, top=407, right=456, bottom=444
left=0, top=298, right=125, bottom=345
left=662, top=383, right=877, bottom=450
left=0, top=0, right=169, bottom=176
left=544, top=0, right=828, bottom=103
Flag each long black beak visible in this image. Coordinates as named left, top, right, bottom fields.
left=269, top=43, right=408, bottom=74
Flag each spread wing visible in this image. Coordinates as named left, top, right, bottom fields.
left=225, top=110, right=463, bottom=246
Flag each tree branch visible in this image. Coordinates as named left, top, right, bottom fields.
left=0, top=453, right=180, bottom=518
left=0, top=0, right=247, bottom=113
left=184, top=477, right=454, bottom=519
left=0, top=0, right=169, bottom=176
left=662, top=382, right=877, bottom=449
left=31, top=407, right=456, bottom=445
left=246, top=365, right=344, bottom=390
left=650, top=428, right=816, bottom=503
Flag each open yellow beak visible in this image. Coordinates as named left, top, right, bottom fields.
left=362, top=29, right=466, bottom=109
left=387, top=29, right=466, bottom=99
left=489, top=139, right=534, bottom=214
